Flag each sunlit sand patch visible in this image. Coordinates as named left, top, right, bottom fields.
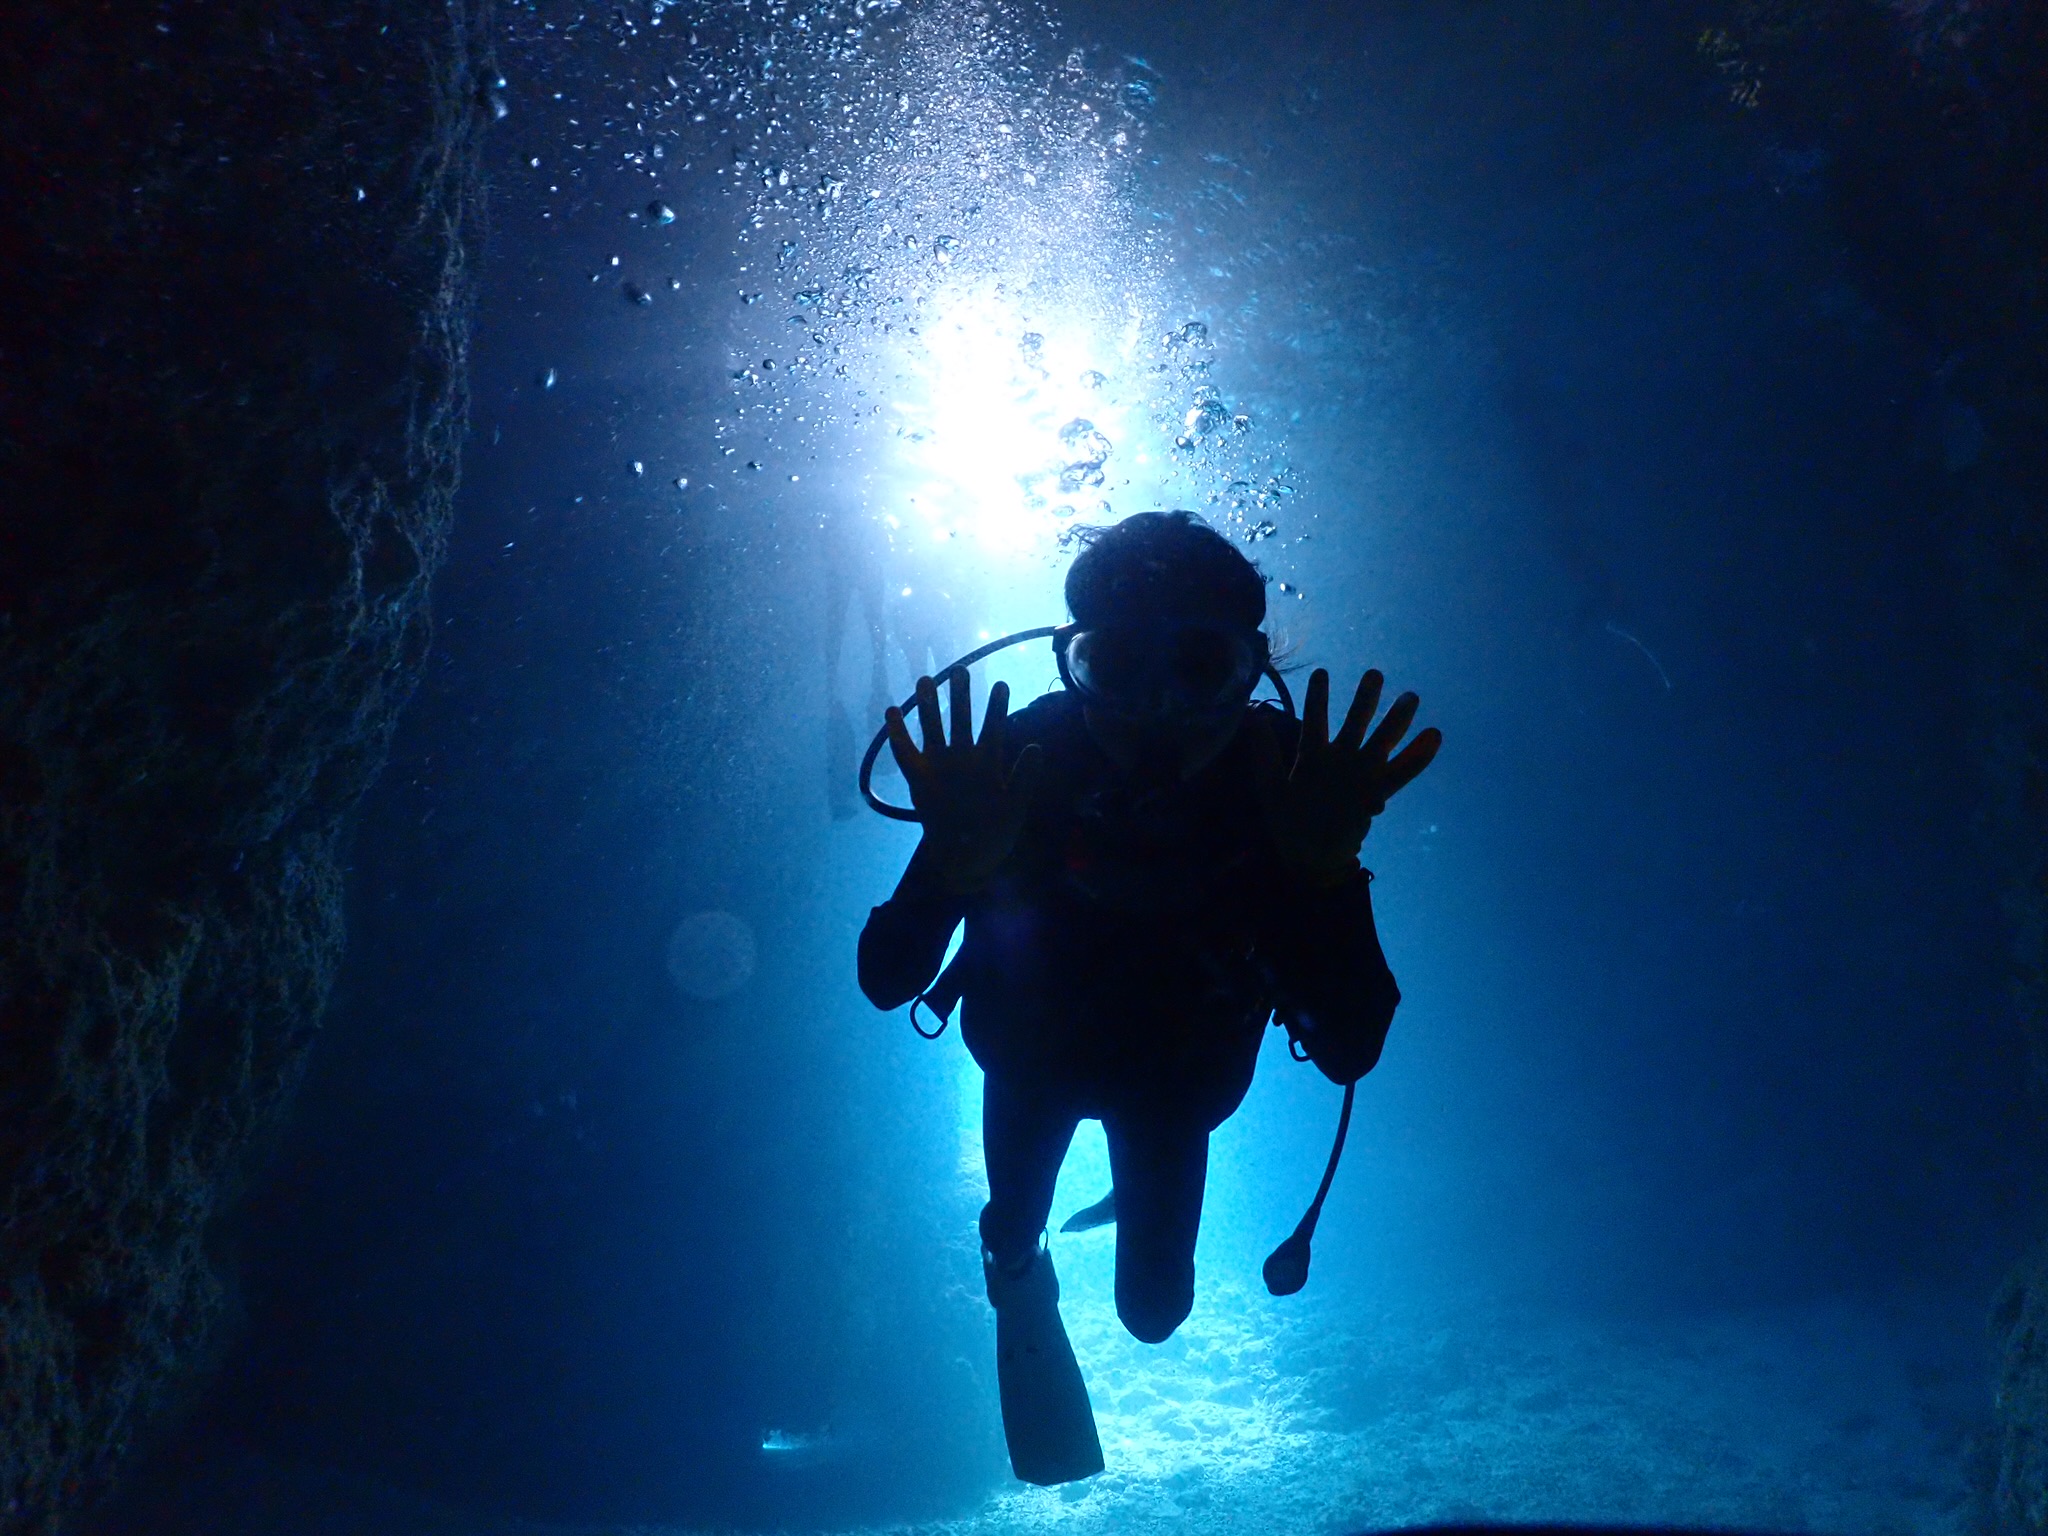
left=108, top=1291, right=1988, bottom=1536
left=907, top=1291, right=1985, bottom=1536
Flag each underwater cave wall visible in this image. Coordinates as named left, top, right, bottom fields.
left=1708, top=0, right=2048, bottom=1527
left=0, top=2, right=491, bottom=1529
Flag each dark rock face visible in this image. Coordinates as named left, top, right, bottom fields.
left=1998, top=1247, right=2048, bottom=1533
left=1706, top=4, right=2048, bottom=1529
left=0, top=2, right=491, bottom=1529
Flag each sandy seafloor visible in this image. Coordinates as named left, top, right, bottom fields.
left=131, top=1245, right=1996, bottom=1536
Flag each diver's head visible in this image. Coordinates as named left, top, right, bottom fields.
left=1058, top=511, right=1268, bottom=780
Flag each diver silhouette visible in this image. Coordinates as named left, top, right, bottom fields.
left=822, top=502, right=892, bottom=821
left=823, top=498, right=983, bottom=819
left=857, top=511, right=1440, bottom=1485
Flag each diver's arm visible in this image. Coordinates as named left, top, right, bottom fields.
left=857, top=841, right=967, bottom=1010
left=1249, top=666, right=1432, bottom=1082
left=861, top=673, right=1046, bottom=1009
left=1260, top=869, right=1401, bottom=1086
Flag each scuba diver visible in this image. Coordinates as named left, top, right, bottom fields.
left=856, top=511, right=1440, bottom=1485
left=822, top=493, right=982, bottom=820
left=822, top=499, right=892, bottom=821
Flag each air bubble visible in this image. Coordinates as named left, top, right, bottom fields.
left=1058, top=420, right=1110, bottom=460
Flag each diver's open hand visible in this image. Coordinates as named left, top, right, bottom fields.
left=886, top=671, right=1044, bottom=896
left=1257, top=668, right=1441, bottom=886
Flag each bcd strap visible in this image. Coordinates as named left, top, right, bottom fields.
left=910, top=950, right=972, bottom=1040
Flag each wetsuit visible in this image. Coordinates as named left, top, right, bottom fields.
left=859, top=690, right=1400, bottom=1342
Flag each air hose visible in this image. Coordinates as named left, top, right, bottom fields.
left=857, top=626, right=1064, bottom=822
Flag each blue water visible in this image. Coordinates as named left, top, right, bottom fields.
left=96, top=2, right=2042, bottom=1532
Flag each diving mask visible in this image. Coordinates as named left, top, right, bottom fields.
left=1056, top=621, right=1267, bottom=719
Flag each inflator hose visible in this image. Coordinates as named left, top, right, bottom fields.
left=1261, top=1080, right=1355, bottom=1297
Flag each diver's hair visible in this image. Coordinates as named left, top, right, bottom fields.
left=1063, top=510, right=1266, bottom=630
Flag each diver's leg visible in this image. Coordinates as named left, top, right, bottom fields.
left=861, top=553, right=890, bottom=712
left=1103, top=1113, right=1208, bottom=1343
left=979, top=1072, right=1101, bottom=1485
left=823, top=519, right=860, bottom=818
left=859, top=558, right=895, bottom=783
left=979, top=1072, right=1080, bottom=1272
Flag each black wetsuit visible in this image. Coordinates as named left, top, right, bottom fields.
left=858, top=690, right=1400, bottom=1342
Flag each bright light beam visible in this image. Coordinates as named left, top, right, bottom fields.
left=883, top=277, right=1157, bottom=562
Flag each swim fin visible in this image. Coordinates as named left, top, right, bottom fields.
left=1060, top=1189, right=1116, bottom=1234
left=985, top=1246, right=1104, bottom=1486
